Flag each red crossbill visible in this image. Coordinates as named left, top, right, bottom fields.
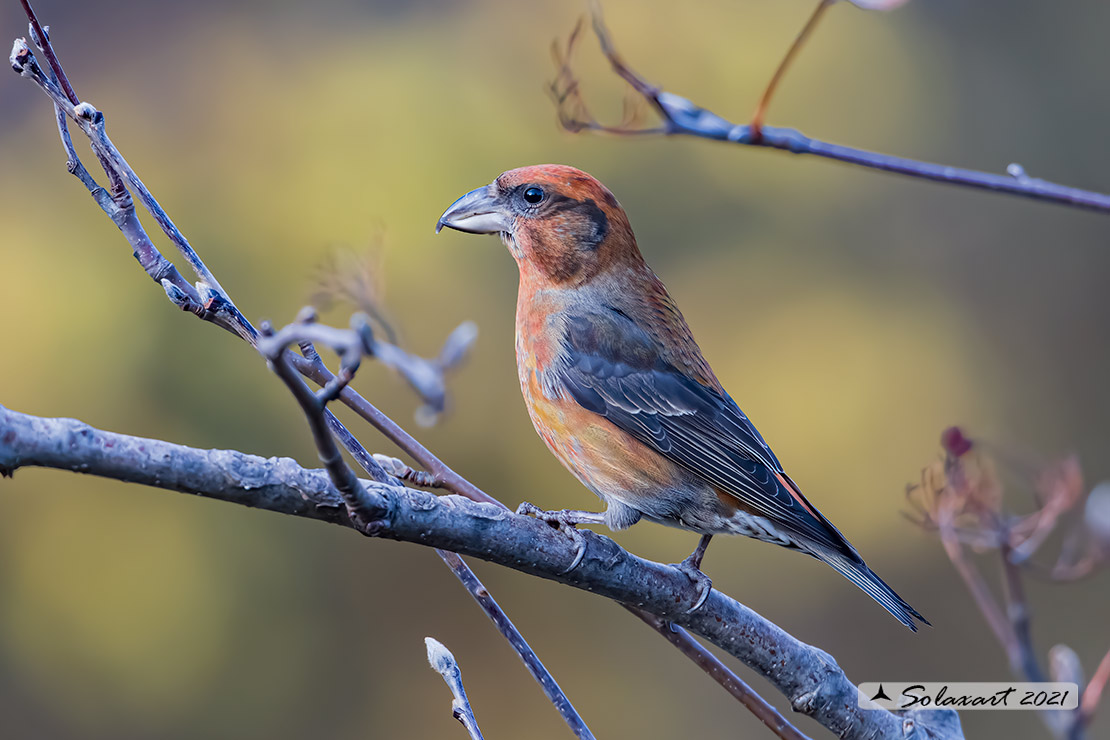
left=437, top=164, right=927, bottom=630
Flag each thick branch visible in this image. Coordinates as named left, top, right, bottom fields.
left=0, top=405, right=962, bottom=740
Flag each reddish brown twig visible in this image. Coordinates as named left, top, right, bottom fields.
left=19, top=0, right=76, bottom=104
left=750, top=0, right=833, bottom=140
left=1080, top=648, right=1110, bottom=729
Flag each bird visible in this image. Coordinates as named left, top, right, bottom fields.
left=436, top=164, right=928, bottom=631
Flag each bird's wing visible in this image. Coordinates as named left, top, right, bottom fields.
left=550, top=309, right=861, bottom=560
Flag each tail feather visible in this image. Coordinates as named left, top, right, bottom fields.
left=820, top=552, right=929, bottom=632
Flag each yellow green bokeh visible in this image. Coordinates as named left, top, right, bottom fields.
left=1, top=1, right=1108, bottom=738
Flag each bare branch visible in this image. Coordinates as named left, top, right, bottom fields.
left=291, top=352, right=498, bottom=505
left=9, top=36, right=254, bottom=341
left=629, top=609, right=813, bottom=740
left=0, top=405, right=962, bottom=740
left=425, top=638, right=485, bottom=740
left=438, top=551, right=596, bottom=739
left=551, top=4, right=1110, bottom=214
left=257, top=321, right=382, bottom=526
left=261, top=317, right=598, bottom=738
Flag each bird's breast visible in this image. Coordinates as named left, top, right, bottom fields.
left=513, top=290, right=697, bottom=513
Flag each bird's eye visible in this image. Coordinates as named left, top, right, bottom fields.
left=523, top=186, right=545, bottom=205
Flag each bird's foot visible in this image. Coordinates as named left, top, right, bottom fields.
left=671, top=555, right=713, bottom=613
left=515, top=502, right=604, bottom=573
left=514, top=502, right=605, bottom=529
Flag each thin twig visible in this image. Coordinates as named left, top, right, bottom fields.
left=438, top=551, right=596, bottom=740
left=552, top=3, right=1110, bottom=214
left=10, top=37, right=207, bottom=319
left=749, top=0, right=833, bottom=140
left=938, top=515, right=1014, bottom=656
left=999, top=542, right=1044, bottom=683
left=425, top=638, right=485, bottom=740
left=629, top=609, right=812, bottom=740
left=10, top=32, right=253, bottom=340
left=1079, top=647, right=1110, bottom=730
left=19, top=0, right=76, bottom=104
left=997, top=543, right=1074, bottom=738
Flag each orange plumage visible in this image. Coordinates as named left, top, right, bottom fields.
left=438, top=164, right=927, bottom=630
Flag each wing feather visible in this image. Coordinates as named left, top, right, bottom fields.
left=552, top=308, right=861, bottom=561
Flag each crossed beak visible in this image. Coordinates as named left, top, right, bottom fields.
left=435, top=183, right=512, bottom=235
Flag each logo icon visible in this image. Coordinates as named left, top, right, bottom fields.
left=870, top=684, right=891, bottom=702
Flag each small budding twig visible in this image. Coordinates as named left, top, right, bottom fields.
left=425, top=638, right=485, bottom=740
left=372, top=454, right=445, bottom=489
left=438, top=550, right=597, bottom=740
left=552, top=2, right=1110, bottom=213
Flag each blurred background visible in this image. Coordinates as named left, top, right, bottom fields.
left=1, top=0, right=1108, bottom=737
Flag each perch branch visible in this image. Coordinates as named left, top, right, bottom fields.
left=282, top=321, right=814, bottom=740
left=271, top=318, right=811, bottom=739
left=0, top=405, right=963, bottom=740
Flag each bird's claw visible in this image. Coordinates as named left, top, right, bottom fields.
left=515, top=501, right=593, bottom=573
left=672, top=556, right=713, bottom=613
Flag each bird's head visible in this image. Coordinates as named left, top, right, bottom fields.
left=436, top=164, right=638, bottom=286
